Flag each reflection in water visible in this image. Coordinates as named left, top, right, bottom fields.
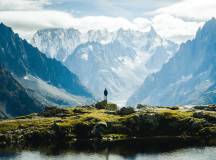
left=0, top=139, right=215, bottom=160
left=0, top=147, right=216, bottom=160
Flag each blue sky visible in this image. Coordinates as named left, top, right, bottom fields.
left=45, top=0, right=181, bottom=19
left=0, top=0, right=215, bottom=43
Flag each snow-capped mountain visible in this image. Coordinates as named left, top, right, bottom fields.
left=127, top=18, right=216, bottom=106
left=65, top=41, right=138, bottom=105
left=32, top=28, right=81, bottom=62
left=32, top=27, right=178, bottom=105
left=86, top=29, right=114, bottom=44
left=32, top=28, right=114, bottom=62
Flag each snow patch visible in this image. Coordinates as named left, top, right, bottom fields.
left=80, top=52, right=89, bottom=61
left=88, top=45, right=93, bottom=51
left=17, top=75, right=93, bottom=106
left=23, top=75, right=29, bottom=80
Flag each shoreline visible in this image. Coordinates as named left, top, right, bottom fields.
left=0, top=104, right=216, bottom=148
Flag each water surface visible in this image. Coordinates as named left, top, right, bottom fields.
left=0, top=139, right=215, bottom=160
left=0, top=147, right=216, bottom=160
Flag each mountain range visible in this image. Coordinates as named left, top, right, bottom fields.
left=32, top=27, right=178, bottom=105
left=127, top=18, right=216, bottom=106
left=1, top=18, right=216, bottom=115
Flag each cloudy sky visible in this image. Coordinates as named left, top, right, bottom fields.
left=0, top=0, right=215, bottom=43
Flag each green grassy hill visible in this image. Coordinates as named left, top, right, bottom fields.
left=0, top=103, right=216, bottom=146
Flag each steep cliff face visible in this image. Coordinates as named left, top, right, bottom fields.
left=127, top=18, right=216, bottom=106
left=0, top=67, right=43, bottom=117
left=32, top=28, right=82, bottom=62
left=0, top=23, right=94, bottom=106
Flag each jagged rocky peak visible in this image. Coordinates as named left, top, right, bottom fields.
left=32, top=27, right=82, bottom=61
left=86, top=28, right=113, bottom=43
left=116, top=28, right=146, bottom=39
left=127, top=18, right=216, bottom=106
left=115, top=26, right=158, bottom=38
left=32, top=25, right=175, bottom=62
left=0, top=22, right=12, bottom=33
left=195, top=17, right=216, bottom=41
left=32, top=25, right=178, bottom=106
left=33, top=28, right=81, bottom=43
left=147, top=26, right=157, bottom=37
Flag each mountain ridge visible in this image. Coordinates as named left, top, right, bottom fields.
left=0, top=23, right=94, bottom=107
left=127, top=18, right=216, bottom=106
left=0, top=66, right=43, bottom=117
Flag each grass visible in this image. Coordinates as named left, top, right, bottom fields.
left=0, top=106, right=216, bottom=145
left=0, top=117, right=59, bottom=133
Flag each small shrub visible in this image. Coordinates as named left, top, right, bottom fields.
left=95, top=101, right=118, bottom=111
left=40, top=106, right=69, bottom=117
left=95, top=101, right=107, bottom=109
left=137, top=104, right=149, bottom=109
left=116, top=107, right=135, bottom=115
left=169, top=106, right=179, bottom=110
left=105, top=103, right=118, bottom=111
left=73, top=108, right=88, bottom=114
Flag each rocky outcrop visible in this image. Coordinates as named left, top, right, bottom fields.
left=193, top=105, right=216, bottom=111
left=0, top=106, right=215, bottom=146
left=127, top=18, right=216, bottom=106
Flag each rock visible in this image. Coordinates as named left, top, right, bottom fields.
left=116, top=107, right=135, bottom=115
left=133, top=113, right=161, bottom=134
left=95, top=101, right=107, bottom=109
left=193, top=111, right=216, bottom=123
left=105, top=103, right=118, bottom=111
left=193, top=111, right=205, bottom=118
left=193, top=105, right=216, bottom=111
left=73, top=108, right=88, bottom=114
left=137, top=104, right=154, bottom=110
left=74, top=123, right=93, bottom=138
left=53, top=120, right=64, bottom=123
left=208, top=105, right=216, bottom=111
left=140, top=113, right=160, bottom=129
left=0, top=105, right=216, bottom=146
left=40, top=106, right=70, bottom=117
left=137, top=104, right=149, bottom=109
left=91, top=122, right=107, bottom=138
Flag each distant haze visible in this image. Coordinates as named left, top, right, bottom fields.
left=0, top=0, right=215, bottom=43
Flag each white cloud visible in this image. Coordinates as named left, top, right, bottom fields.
left=0, top=11, right=151, bottom=40
left=0, top=0, right=50, bottom=11
left=150, top=0, right=216, bottom=21
left=133, top=18, right=151, bottom=31
left=151, top=14, right=204, bottom=43
left=0, top=0, right=214, bottom=43
left=0, top=11, right=76, bottom=39
left=74, top=16, right=138, bottom=32
left=0, top=10, right=205, bottom=43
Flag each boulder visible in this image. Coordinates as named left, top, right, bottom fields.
left=193, top=112, right=216, bottom=123
left=91, top=122, right=107, bottom=138
left=116, top=107, right=135, bottom=115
